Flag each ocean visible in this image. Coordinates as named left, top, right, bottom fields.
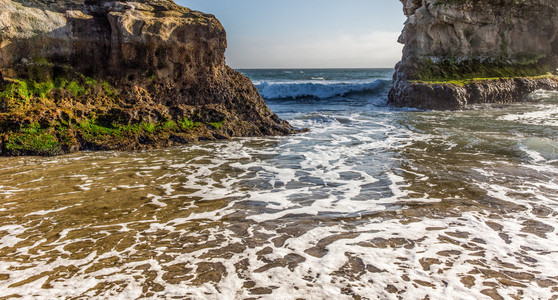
left=0, top=68, right=557, bottom=299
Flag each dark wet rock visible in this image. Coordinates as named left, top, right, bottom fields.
left=389, top=76, right=558, bottom=110
left=389, top=0, right=558, bottom=110
left=0, top=0, right=298, bottom=156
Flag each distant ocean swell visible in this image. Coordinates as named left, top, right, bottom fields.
left=255, top=79, right=391, bottom=100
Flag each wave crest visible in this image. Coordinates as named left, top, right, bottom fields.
left=255, top=80, right=390, bottom=100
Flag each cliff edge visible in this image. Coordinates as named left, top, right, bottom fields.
left=389, top=0, right=558, bottom=110
left=0, top=0, right=297, bottom=156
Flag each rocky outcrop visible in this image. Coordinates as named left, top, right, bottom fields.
left=0, top=0, right=297, bottom=156
left=390, top=76, right=558, bottom=110
left=389, top=0, right=558, bottom=110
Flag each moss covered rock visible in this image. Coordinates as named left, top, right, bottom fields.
left=0, top=0, right=299, bottom=156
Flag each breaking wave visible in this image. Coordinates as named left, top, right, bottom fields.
left=255, top=79, right=391, bottom=100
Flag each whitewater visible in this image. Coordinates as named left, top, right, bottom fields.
left=251, top=68, right=393, bottom=100
left=0, top=68, right=557, bottom=299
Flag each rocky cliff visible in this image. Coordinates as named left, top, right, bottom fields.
left=389, top=0, right=558, bottom=110
left=0, top=0, right=297, bottom=156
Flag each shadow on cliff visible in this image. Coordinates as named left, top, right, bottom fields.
left=0, top=0, right=114, bottom=79
left=2, top=0, right=225, bottom=79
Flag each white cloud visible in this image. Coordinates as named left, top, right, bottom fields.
left=226, top=31, right=403, bottom=68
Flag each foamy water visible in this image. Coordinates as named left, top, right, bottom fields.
left=0, top=69, right=557, bottom=299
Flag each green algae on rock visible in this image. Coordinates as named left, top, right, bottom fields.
left=0, top=0, right=298, bottom=156
left=389, top=0, right=558, bottom=110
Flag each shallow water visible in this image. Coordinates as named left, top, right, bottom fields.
left=1, top=69, right=557, bottom=299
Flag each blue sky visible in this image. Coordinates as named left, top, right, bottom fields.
left=177, top=0, right=405, bottom=68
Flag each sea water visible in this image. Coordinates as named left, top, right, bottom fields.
left=0, top=69, right=557, bottom=299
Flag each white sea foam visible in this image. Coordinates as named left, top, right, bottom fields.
left=25, top=205, right=79, bottom=216
left=497, top=105, right=558, bottom=126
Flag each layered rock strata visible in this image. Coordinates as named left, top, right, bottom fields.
left=0, top=0, right=296, bottom=156
left=389, top=0, right=558, bottom=110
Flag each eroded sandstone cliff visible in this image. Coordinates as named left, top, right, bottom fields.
left=0, top=0, right=296, bottom=155
left=389, top=0, right=558, bottom=109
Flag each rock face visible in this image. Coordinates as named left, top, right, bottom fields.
left=0, top=0, right=296, bottom=156
left=390, top=76, right=558, bottom=110
left=389, top=0, right=558, bottom=110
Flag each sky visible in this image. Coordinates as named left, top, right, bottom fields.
left=177, top=0, right=405, bottom=69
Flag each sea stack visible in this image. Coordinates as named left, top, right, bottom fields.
left=0, top=0, right=295, bottom=156
left=389, top=0, right=558, bottom=110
